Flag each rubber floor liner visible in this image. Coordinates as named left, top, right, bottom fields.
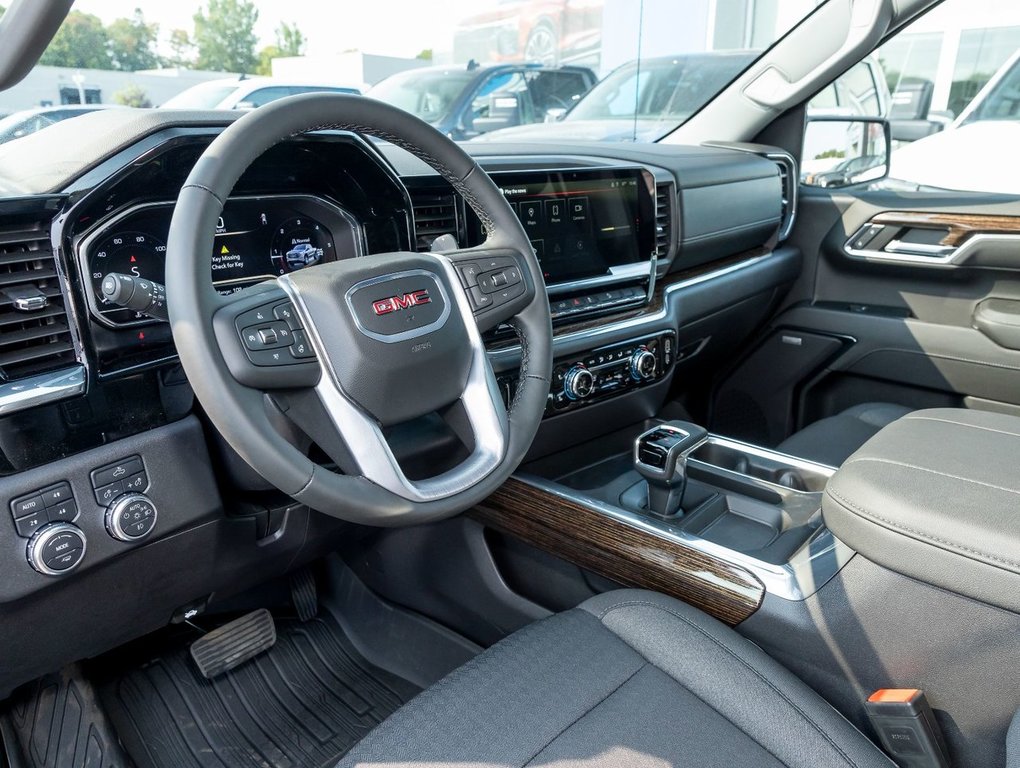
left=100, top=615, right=420, bottom=768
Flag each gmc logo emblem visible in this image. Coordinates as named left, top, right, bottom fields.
left=372, top=289, right=432, bottom=316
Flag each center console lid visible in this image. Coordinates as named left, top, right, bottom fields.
left=823, top=408, right=1020, bottom=612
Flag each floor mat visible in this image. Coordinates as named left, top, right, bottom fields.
left=99, top=614, right=420, bottom=768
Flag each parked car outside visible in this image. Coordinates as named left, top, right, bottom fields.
left=477, top=52, right=892, bottom=146
left=0, top=104, right=122, bottom=144
left=453, top=0, right=604, bottom=67
left=887, top=50, right=1020, bottom=193
left=161, top=77, right=361, bottom=110
left=368, top=62, right=596, bottom=140
left=472, top=52, right=758, bottom=142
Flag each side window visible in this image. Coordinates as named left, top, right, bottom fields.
left=239, top=87, right=292, bottom=108
left=804, top=0, right=1020, bottom=194
left=527, top=71, right=592, bottom=115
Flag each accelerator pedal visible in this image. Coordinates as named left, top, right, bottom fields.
left=190, top=608, right=276, bottom=679
left=290, top=566, right=319, bottom=622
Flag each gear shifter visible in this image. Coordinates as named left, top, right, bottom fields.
left=633, top=421, right=708, bottom=517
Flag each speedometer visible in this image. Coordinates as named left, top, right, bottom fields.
left=88, top=231, right=167, bottom=324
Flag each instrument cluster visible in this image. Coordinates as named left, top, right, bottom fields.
left=79, top=195, right=363, bottom=327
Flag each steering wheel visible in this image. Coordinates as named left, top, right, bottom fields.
left=165, top=93, right=552, bottom=526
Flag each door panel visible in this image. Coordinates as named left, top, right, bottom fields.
left=712, top=187, right=1020, bottom=445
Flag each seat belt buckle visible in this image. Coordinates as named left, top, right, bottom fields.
left=865, top=689, right=950, bottom=767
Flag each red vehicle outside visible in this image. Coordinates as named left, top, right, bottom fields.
left=453, top=0, right=605, bottom=67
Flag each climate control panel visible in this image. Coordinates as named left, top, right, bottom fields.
left=498, top=331, right=676, bottom=416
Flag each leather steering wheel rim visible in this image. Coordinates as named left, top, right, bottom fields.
left=165, top=93, right=552, bottom=526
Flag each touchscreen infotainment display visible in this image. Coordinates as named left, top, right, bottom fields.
left=468, top=168, right=655, bottom=285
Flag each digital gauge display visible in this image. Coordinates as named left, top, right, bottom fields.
left=82, top=196, right=360, bottom=326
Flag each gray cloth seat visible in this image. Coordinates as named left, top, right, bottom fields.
left=777, top=402, right=913, bottom=467
left=338, top=589, right=893, bottom=767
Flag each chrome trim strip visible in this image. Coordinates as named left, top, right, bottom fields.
left=545, top=262, right=654, bottom=296
left=514, top=470, right=854, bottom=601
left=488, top=253, right=772, bottom=364
left=0, top=365, right=86, bottom=416
left=344, top=269, right=451, bottom=344
left=280, top=257, right=508, bottom=503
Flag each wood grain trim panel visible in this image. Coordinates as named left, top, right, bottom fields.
left=871, top=211, right=1020, bottom=248
left=471, top=477, right=765, bottom=625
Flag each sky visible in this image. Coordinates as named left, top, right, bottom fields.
left=75, top=0, right=489, bottom=59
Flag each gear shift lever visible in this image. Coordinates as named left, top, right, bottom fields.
left=633, top=421, right=708, bottom=517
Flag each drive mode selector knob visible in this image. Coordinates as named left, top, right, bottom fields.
left=563, top=365, right=595, bottom=400
left=630, top=348, right=657, bottom=381
left=27, top=523, right=86, bottom=576
left=106, top=493, right=158, bottom=541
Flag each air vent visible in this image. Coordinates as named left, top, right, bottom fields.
left=0, top=229, right=75, bottom=382
left=409, top=187, right=458, bottom=251
left=654, top=182, right=676, bottom=260
left=768, top=152, right=797, bottom=241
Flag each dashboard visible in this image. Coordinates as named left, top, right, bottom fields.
left=0, top=110, right=796, bottom=699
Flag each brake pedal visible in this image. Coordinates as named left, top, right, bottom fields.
left=190, top=609, right=276, bottom=679
left=290, top=567, right=319, bottom=622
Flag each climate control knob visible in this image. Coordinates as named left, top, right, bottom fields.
left=563, top=365, right=595, bottom=400
left=27, top=523, right=86, bottom=576
left=106, top=493, right=158, bottom=542
left=630, top=348, right=657, bottom=381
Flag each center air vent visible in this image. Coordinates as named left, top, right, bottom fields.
left=408, top=187, right=458, bottom=251
left=654, top=182, right=676, bottom=260
left=0, top=229, right=76, bottom=382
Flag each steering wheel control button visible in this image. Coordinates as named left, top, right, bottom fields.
left=241, top=321, right=293, bottom=351
left=27, top=523, right=87, bottom=576
left=91, top=456, right=143, bottom=489
left=106, top=493, right=158, bottom=541
left=456, top=262, right=481, bottom=287
left=272, top=302, right=301, bottom=329
left=468, top=286, right=493, bottom=311
left=288, top=329, right=314, bottom=359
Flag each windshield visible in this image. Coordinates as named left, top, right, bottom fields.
left=568, top=53, right=759, bottom=122
left=2, top=0, right=828, bottom=144
left=369, top=70, right=476, bottom=122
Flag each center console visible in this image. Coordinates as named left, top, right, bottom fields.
left=474, top=418, right=851, bottom=622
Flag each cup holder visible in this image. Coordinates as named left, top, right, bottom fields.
left=689, top=436, right=833, bottom=496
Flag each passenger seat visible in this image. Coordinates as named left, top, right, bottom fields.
left=776, top=402, right=913, bottom=467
